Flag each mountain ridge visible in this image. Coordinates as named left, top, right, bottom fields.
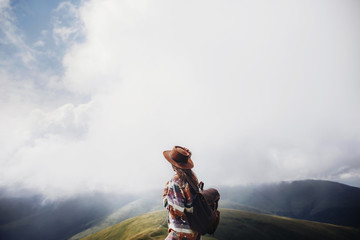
left=81, top=209, right=360, bottom=240
left=220, top=179, right=360, bottom=227
left=1, top=179, right=360, bottom=240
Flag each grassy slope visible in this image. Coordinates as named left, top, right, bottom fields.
left=70, top=199, right=162, bottom=240
left=81, top=209, right=360, bottom=240
left=81, top=210, right=168, bottom=240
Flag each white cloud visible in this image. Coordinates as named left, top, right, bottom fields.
left=1, top=0, right=360, bottom=198
left=0, top=0, right=36, bottom=65
left=31, top=103, right=91, bottom=140
left=52, top=1, right=84, bottom=45
left=34, top=40, right=45, bottom=47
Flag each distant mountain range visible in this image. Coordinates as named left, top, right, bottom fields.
left=0, top=192, right=135, bottom=240
left=0, top=179, right=359, bottom=240
left=220, top=180, right=360, bottom=228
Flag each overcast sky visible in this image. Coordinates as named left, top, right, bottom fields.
left=1, top=0, right=360, bottom=199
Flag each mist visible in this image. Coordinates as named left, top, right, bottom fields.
left=1, top=0, right=360, bottom=199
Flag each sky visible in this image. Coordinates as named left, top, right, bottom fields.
left=1, top=0, right=360, bottom=199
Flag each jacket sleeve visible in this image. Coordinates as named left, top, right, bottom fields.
left=165, top=180, right=187, bottom=217
left=163, top=181, right=169, bottom=208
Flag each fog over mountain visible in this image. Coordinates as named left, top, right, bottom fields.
left=1, top=180, right=360, bottom=240
left=1, top=0, right=360, bottom=198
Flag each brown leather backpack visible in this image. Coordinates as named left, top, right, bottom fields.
left=185, top=176, right=220, bottom=235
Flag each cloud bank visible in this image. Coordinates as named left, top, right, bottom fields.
left=1, top=0, right=360, bottom=198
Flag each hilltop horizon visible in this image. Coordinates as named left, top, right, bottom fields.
left=2, top=178, right=360, bottom=200
left=2, top=178, right=360, bottom=239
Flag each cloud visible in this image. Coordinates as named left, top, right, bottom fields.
left=30, top=103, right=91, bottom=140
left=0, top=0, right=35, bottom=65
left=1, top=0, right=360, bottom=198
left=52, top=1, right=84, bottom=45
left=34, top=40, right=45, bottom=47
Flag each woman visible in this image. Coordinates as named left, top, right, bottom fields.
left=163, top=146, right=201, bottom=240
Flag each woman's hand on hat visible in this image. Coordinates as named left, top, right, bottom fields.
left=183, top=147, right=191, bottom=157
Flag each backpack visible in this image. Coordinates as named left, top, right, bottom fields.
left=185, top=176, right=220, bottom=235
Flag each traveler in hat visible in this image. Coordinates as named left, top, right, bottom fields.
left=162, top=146, right=201, bottom=240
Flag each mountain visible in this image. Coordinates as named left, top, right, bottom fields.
left=219, top=200, right=271, bottom=214
left=1, top=180, right=360, bottom=240
left=81, top=209, right=360, bottom=240
left=221, top=180, right=360, bottom=227
left=73, top=198, right=272, bottom=240
left=0, top=192, right=134, bottom=240
left=77, top=180, right=360, bottom=239
left=70, top=197, right=162, bottom=240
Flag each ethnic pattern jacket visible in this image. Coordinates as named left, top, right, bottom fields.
left=163, top=174, right=199, bottom=240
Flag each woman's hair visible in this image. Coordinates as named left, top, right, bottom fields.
left=172, top=165, right=199, bottom=186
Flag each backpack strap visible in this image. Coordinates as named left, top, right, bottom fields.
left=199, top=181, right=204, bottom=191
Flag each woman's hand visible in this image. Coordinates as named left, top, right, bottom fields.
left=184, top=206, right=193, bottom=214
left=183, top=147, right=192, bottom=157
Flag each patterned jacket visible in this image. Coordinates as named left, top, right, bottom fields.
left=163, top=174, right=199, bottom=240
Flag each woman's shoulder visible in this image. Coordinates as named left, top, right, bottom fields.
left=168, top=175, right=186, bottom=187
left=167, top=175, right=178, bottom=185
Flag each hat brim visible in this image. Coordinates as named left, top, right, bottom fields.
left=163, top=150, right=194, bottom=169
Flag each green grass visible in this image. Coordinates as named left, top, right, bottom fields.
left=70, top=199, right=162, bottom=240
left=81, top=209, right=360, bottom=240
left=81, top=211, right=168, bottom=240
left=216, top=209, right=360, bottom=240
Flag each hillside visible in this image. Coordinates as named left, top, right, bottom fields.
left=0, top=192, right=133, bottom=240
left=221, top=180, right=360, bottom=227
left=70, top=198, right=162, bottom=240
left=81, top=209, right=360, bottom=240
left=1, top=180, right=360, bottom=239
